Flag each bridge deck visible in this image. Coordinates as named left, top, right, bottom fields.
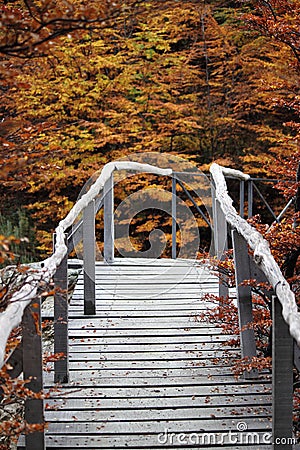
left=21, top=258, right=272, bottom=449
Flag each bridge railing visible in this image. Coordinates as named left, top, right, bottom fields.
left=89, top=169, right=290, bottom=263
left=0, top=159, right=296, bottom=449
left=0, top=297, right=44, bottom=450
left=210, top=163, right=300, bottom=450
left=0, top=161, right=171, bottom=450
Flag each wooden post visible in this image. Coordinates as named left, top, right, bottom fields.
left=239, top=180, right=245, bottom=218
left=294, top=341, right=300, bottom=372
left=248, top=180, right=253, bottom=218
left=214, top=199, right=227, bottom=260
left=272, top=296, right=293, bottom=450
left=83, top=200, right=96, bottom=315
left=214, top=198, right=228, bottom=299
left=232, top=230, right=258, bottom=379
left=53, top=234, right=69, bottom=383
left=210, top=183, right=216, bottom=257
left=104, top=173, right=114, bottom=264
left=172, top=175, right=177, bottom=259
left=22, top=298, right=45, bottom=450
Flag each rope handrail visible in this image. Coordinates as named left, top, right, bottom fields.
left=0, top=161, right=172, bottom=368
left=210, top=162, right=300, bottom=346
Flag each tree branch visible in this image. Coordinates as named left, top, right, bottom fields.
left=0, top=0, right=145, bottom=57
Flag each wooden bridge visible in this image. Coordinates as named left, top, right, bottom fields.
left=42, top=258, right=272, bottom=449
left=0, top=161, right=299, bottom=449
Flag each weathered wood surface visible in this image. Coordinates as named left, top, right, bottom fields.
left=53, top=234, right=69, bottom=383
left=272, top=296, right=293, bottom=449
left=232, top=230, right=258, bottom=379
left=22, top=299, right=45, bottom=450
left=19, top=258, right=271, bottom=449
left=83, top=199, right=96, bottom=315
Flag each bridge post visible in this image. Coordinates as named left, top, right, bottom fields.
left=172, top=175, right=177, bottom=259
left=239, top=179, right=245, bottom=218
left=248, top=179, right=253, bottom=218
left=104, top=173, right=114, bottom=264
left=232, top=230, right=258, bottom=379
left=212, top=193, right=228, bottom=299
left=272, top=296, right=293, bottom=449
left=83, top=200, right=96, bottom=315
left=22, top=298, right=45, bottom=450
left=53, top=233, right=69, bottom=383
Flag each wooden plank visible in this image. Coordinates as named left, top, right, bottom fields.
left=272, top=296, right=293, bottom=450
left=67, top=313, right=210, bottom=320
left=18, top=439, right=272, bottom=450
left=90, top=275, right=216, bottom=282
left=75, top=283, right=215, bottom=289
left=93, top=257, right=204, bottom=266
left=71, top=294, right=219, bottom=300
left=22, top=299, right=45, bottom=450
left=68, top=310, right=204, bottom=317
left=83, top=199, right=96, bottom=315
left=42, top=417, right=271, bottom=433
left=68, top=303, right=212, bottom=310
left=43, top=373, right=271, bottom=387
left=45, top=404, right=271, bottom=421
left=19, top=432, right=273, bottom=450
left=66, top=357, right=240, bottom=370
left=90, top=269, right=210, bottom=276
left=71, top=294, right=219, bottom=301
left=74, top=281, right=218, bottom=288
left=88, top=277, right=215, bottom=283
left=67, top=359, right=235, bottom=370
left=68, top=342, right=241, bottom=352
left=72, top=291, right=217, bottom=299
left=70, top=295, right=217, bottom=301
left=68, top=335, right=235, bottom=344
left=88, top=270, right=215, bottom=277
left=67, top=320, right=219, bottom=329
left=70, top=298, right=217, bottom=304
left=68, top=349, right=239, bottom=360
left=49, top=367, right=241, bottom=386
left=68, top=328, right=228, bottom=336
left=75, top=280, right=219, bottom=287
left=45, top=394, right=271, bottom=409
left=45, top=383, right=271, bottom=398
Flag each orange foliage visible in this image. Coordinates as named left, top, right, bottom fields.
left=2, top=0, right=299, bottom=254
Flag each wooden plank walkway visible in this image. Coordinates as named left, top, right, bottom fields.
left=21, top=258, right=272, bottom=449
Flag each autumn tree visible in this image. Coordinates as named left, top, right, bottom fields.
left=1, top=0, right=299, bottom=256
left=240, top=0, right=300, bottom=174
left=0, top=0, right=146, bottom=57
left=242, top=0, right=300, bottom=275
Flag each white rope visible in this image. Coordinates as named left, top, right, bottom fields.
left=210, top=162, right=300, bottom=346
left=0, top=161, right=172, bottom=367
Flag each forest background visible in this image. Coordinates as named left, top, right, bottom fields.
left=0, top=0, right=299, bottom=260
